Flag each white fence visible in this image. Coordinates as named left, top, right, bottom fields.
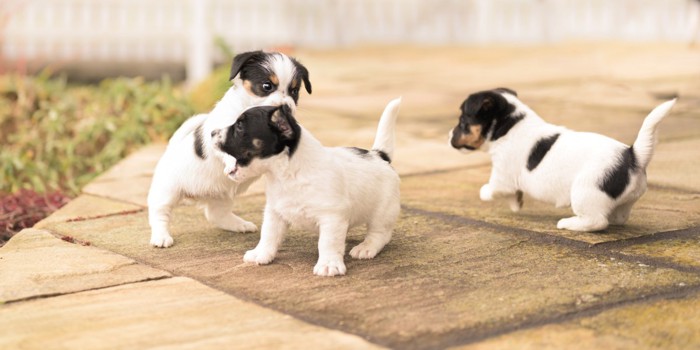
left=2, top=0, right=699, bottom=84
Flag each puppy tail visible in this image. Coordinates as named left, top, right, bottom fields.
left=632, top=98, right=677, bottom=169
left=371, top=97, right=402, bottom=161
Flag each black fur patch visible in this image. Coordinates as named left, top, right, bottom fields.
left=194, top=124, right=206, bottom=159
left=346, top=147, right=391, bottom=163
left=376, top=150, right=391, bottom=163
left=599, top=147, right=638, bottom=199
left=526, top=133, right=560, bottom=171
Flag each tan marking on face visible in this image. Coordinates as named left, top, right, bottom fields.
left=455, top=125, right=485, bottom=149
left=242, top=80, right=254, bottom=95
left=252, top=138, right=263, bottom=149
left=269, top=74, right=279, bottom=85
left=291, top=78, right=299, bottom=89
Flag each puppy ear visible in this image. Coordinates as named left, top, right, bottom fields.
left=269, top=105, right=297, bottom=139
left=293, top=59, right=312, bottom=94
left=230, top=50, right=264, bottom=80
left=459, top=99, right=468, bottom=113
left=465, top=93, right=496, bottom=116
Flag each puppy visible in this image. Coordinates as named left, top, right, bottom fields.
left=449, top=88, right=676, bottom=232
left=212, top=98, right=402, bottom=276
left=147, top=50, right=312, bottom=247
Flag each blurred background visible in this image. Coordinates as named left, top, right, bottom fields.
left=0, top=0, right=700, bottom=83
left=1, top=0, right=699, bottom=243
left=2, top=0, right=699, bottom=84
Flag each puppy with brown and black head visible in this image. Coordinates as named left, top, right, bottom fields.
left=449, top=88, right=676, bottom=232
left=212, top=98, right=402, bottom=276
left=147, top=50, right=311, bottom=248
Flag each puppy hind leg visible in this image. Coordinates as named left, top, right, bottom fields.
left=350, top=204, right=399, bottom=260
left=609, top=201, right=636, bottom=225
left=204, top=198, right=258, bottom=233
left=557, top=187, right=612, bottom=232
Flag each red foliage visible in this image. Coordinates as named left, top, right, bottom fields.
left=1, top=189, right=71, bottom=244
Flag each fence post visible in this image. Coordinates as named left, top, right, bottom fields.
left=187, top=0, right=212, bottom=88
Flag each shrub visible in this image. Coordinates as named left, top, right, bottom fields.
left=0, top=72, right=196, bottom=195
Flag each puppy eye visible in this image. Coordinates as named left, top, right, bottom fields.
left=234, top=122, right=244, bottom=132
left=261, top=82, right=274, bottom=92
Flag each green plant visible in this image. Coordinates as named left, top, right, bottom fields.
left=0, top=72, right=196, bottom=195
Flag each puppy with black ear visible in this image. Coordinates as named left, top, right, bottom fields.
left=449, top=88, right=676, bottom=232
left=212, top=98, right=402, bottom=276
left=147, top=51, right=312, bottom=248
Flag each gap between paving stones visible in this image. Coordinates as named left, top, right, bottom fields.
left=403, top=206, right=700, bottom=275
left=3, top=274, right=172, bottom=305
left=438, top=283, right=700, bottom=349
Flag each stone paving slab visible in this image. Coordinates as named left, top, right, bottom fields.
left=0, top=277, right=382, bottom=350
left=453, top=288, right=700, bottom=350
left=0, top=229, right=169, bottom=303
left=41, top=200, right=700, bottom=349
left=611, top=231, right=700, bottom=269
left=34, top=194, right=143, bottom=228
left=401, top=166, right=700, bottom=245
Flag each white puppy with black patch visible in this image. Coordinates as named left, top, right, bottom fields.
left=211, top=98, right=402, bottom=276
left=147, top=51, right=312, bottom=248
left=449, top=88, right=676, bottom=232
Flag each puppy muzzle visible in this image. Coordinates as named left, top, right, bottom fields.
left=263, top=94, right=297, bottom=113
left=449, top=127, right=476, bottom=151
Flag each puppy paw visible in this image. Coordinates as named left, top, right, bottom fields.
left=557, top=216, right=608, bottom=232
left=243, top=248, right=275, bottom=265
left=150, top=233, right=174, bottom=248
left=217, top=217, right=258, bottom=233
left=350, top=242, right=380, bottom=259
left=479, top=184, right=494, bottom=201
left=313, top=257, right=347, bottom=277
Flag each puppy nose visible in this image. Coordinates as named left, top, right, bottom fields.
left=211, top=129, right=219, bottom=137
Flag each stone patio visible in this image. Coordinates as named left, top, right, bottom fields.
left=2, top=43, right=700, bottom=349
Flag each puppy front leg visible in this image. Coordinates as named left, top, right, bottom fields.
left=314, top=217, right=349, bottom=277
left=244, top=207, right=288, bottom=265
left=204, top=197, right=258, bottom=233
left=147, top=186, right=180, bottom=248
left=480, top=184, right=524, bottom=212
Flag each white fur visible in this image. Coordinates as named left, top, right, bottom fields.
left=147, top=53, right=301, bottom=247
left=233, top=98, right=402, bottom=276
left=470, top=93, right=676, bottom=232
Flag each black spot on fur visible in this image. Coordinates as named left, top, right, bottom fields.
left=217, top=105, right=300, bottom=167
left=376, top=150, right=391, bottom=163
left=194, top=124, right=206, bottom=159
left=600, top=147, right=638, bottom=199
left=527, top=133, right=560, bottom=171
left=346, top=147, right=391, bottom=163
